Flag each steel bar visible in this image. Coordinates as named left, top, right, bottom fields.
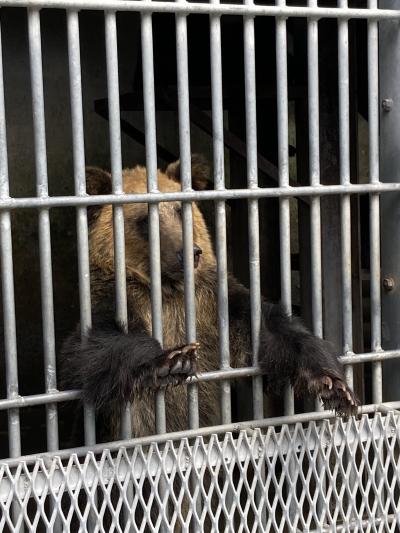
left=2, top=182, right=400, bottom=210
left=209, top=0, right=231, bottom=426
left=66, top=10, right=97, bottom=448
left=2, top=403, right=398, bottom=469
left=141, top=10, right=166, bottom=436
left=104, top=28, right=134, bottom=533
left=104, top=11, right=132, bottom=442
left=0, top=14, right=21, bottom=465
left=276, top=0, right=294, bottom=417
left=27, top=7, right=59, bottom=454
left=175, top=5, right=202, bottom=528
left=243, top=0, right=264, bottom=423
left=338, top=0, right=354, bottom=385
left=140, top=11, right=170, bottom=530
left=367, top=0, right=382, bottom=405
left=175, top=3, right=199, bottom=431
left=1, top=348, right=399, bottom=412
left=0, top=1, right=398, bottom=19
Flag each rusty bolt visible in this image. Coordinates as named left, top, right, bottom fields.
left=383, top=277, right=395, bottom=292
left=382, top=98, right=393, bottom=112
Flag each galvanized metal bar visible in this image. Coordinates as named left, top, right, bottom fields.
left=1, top=347, right=400, bottom=411
left=243, top=0, right=264, bottom=423
left=0, top=14, right=21, bottom=467
left=175, top=6, right=202, bottom=529
left=367, top=0, right=382, bottom=405
left=276, top=0, right=294, bottom=416
left=104, top=10, right=132, bottom=442
left=175, top=4, right=199, bottom=431
left=338, top=0, right=354, bottom=387
left=2, top=403, right=396, bottom=469
left=2, top=182, right=400, bottom=211
left=307, top=7, right=327, bottom=524
left=0, top=1, right=397, bottom=19
left=140, top=12, right=170, bottom=530
left=141, top=10, right=166, bottom=437
left=27, top=7, right=59, bottom=455
left=66, top=10, right=96, bottom=448
left=307, top=0, right=324, bottom=417
left=210, top=0, right=231, bottom=426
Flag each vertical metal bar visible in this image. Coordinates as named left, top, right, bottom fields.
left=175, top=2, right=198, bottom=431
left=210, top=0, right=231, bottom=426
left=243, top=6, right=267, bottom=528
left=141, top=12, right=169, bottom=531
left=307, top=5, right=326, bottom=527
left=104, top=10, right=131, bottom=439
left=140, top=11, right=166, bottom=435
left=0, top=18, right=24, bottom=533
left=275, top=0, right=294, bottom=416
left=209, top=4, right=234, bottom=527
left=175, top=5, right=201, bottom=530
left=367, top=0, right=382, bottom=404
left=243, top=0, right=263, bottom=423
left=27, top=9, right=60, bottom=531
left=338, top=0, right=354, bottom=388
left=338, top=3, right=356, bottom=523
left=0, top=13, right=21, bottom=463
left=307, top=2, right=324, bottom=415
left=27, top=6, right=59, bottom=454
left=66, top=9, right=97, bottom=449
left=104, top=13, right=135, bottom=529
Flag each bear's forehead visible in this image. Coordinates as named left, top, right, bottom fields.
left=122, top=167, right=181, bottom=194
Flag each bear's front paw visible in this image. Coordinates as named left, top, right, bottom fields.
left=311, top=375, right=359, bottom=417
left=151, top=342, right=199, bottom=388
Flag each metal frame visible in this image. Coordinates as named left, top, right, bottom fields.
left=0, top=0, right=400, bottom=530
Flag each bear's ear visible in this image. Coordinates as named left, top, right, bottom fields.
left=166, top=153, right=211, bottom=190
left=86, top=166, right=112, bottom=196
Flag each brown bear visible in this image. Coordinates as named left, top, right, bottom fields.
left=61, top=155, right=358, bottom=440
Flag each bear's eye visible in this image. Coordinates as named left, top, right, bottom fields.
left=175, top=205, right=182, bottom=218
left=136, top=215, right=148, bottom=239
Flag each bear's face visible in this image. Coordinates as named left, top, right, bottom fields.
left=87, top=161, right=216, bottom=288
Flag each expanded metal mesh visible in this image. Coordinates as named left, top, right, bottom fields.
left=1, top=413, right=399, bottom=532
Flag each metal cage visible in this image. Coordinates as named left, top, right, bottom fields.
left=0, top=0, right=400, bottom=531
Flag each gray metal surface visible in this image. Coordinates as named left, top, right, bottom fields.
left=0, top=0, right=399, bottom=531
left=380, top=0, right=400, bottom=405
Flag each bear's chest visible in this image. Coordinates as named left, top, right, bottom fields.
left=129, top=288, right=218, bottom=352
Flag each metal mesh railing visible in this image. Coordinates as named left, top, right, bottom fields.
left=1, top=413, right=399, bottom=532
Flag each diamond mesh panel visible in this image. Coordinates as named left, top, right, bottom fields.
left=1, top=413, right=399, bottom=532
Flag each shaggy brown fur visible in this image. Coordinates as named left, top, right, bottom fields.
left=61, top=155, right=358, bottom=442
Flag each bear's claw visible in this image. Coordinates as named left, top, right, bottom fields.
left=294, top=369, right=359, bottom=417
left=151, top=342, right=199, bottom=388
left=312, top=375, right=359, bottom=416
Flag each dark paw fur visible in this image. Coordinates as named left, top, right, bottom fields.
left=295, top=370, right=359, bottom=417
left=150, top=342, right=199, bottom=388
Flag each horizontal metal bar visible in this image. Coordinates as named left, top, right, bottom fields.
left=0, top=1, right=399, bottom=20
left=2, top=183, right=400, bottom=210
left=0, top=414, right=394, bottom=502
left=0, top=349, right=399, bottom=411
left=2, top=402, right=399, bottom=467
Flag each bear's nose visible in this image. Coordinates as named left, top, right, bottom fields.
left=177, top=246, right=203, bottom=268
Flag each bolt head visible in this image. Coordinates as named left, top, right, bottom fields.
left=383, top=277, right=395, bottom=291
left=382, top=98, right=393, bottom=111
